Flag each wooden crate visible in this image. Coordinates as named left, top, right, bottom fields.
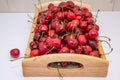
left=22, top=1, right=109, bottom=77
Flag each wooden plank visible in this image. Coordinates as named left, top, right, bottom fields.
left=22, top=54, right=109, bottom=77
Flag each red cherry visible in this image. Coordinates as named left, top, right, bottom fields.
left=61, top=62, right=69, bottom=67
left=30, top=49, right=40, bottom=57
left=30, top=41, right=38, bottom=50
left=38, top=42, right=49, bottom=55
left=67, top=39, right=78, bottom=49
left=65, top=34, right=75, bottom=42
left=39, top=37, right=47, bottom=42
left=51, top=6, right=59, bottom=14
left=67, top=11, right=76, bottom=21
left=66, top=1, right=75, bottom=8
left=75, top=28, right=84, bottom=36
left=10, top=48, right=20, bottom=58
left=66, top=21, right=75, bottom=30
left=86, top=18, right=94, bottom=24
left=34, top=33, right=40, bottom=41
left=84, top=45, right=92, bottom=55
left=85, top=11, right=92, bottom=18
left=66, top=20, right=79, bottom=31
left=51, top=38, right=61, bottom=49
left=94, top=24, right=99, bottom=31
left=79, top=21, right=88, bottom=29
left=48, top=3, right=54, bottom=9
left=75, top=46, right=83, bottom=53
left=48, top=30, right=56, bottom=37
left=75, top=16, right=82, bottom=20
left=58, top=2, right=68, bottom=11
left=86, top=24, right=93, bottom=32
left=77, top=35, right=87, bottom=45
left=74, top=10, right=83, bottom=16
left=55, top=12, right=64, bottom=20
left=55, top=24, right=66, bottom=34
left=88, top=29, right=98, bottom=39
left=89, top=50, right=99, bottom=57
left=72, top=5, right=80, bottom=12
left=46, top=37, right=61, bottom=49
left=81, top=7, right=89, bottom=13
left=63, top=11, right=68, bottom=18
left=38, top=24, right=48, bottom=34
left=51, top=20, right=60, bottom=29
left=37, top=17, right=47, bottom=24
left=45, top=10, right=53, bottom=20
left=34, top=27, right=39, bottom=33
left=69, top=49, right=75, bottom=53
left=59, top=46, right=70, bottom=53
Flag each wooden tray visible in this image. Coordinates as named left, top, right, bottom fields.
left=22, top=1, right=109, bottom=77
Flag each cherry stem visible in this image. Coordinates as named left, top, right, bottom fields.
left=100, top=48, right=113, bottom=56
left=98, top=40, right=111, bottom=48
left=27, top=14, right=34, bottom=21
left=35, top=4, right=40, bottom=11
left=105, top=48, right=113, bottom=55
left=61, top=7, right=64, bottom=19
left=28, top=20, right=37, bottom=25
left=10, top=56, right=30, bottom=61
left=95, top=9, right=100, bottom=23
left=80, top=0, right=82, bottom=8
left=45, top=47, right=55, bottom=54
left=57, top=63, right=63, bottom=80
left=99, top=36, right=111, bottom=41
left=48, top=25, right=51, bottom=37
left=60, top=33, right=69, bottom=39
left=40, top=32, right=44, bottom=39
left=38, top=0, right=42, bottom=11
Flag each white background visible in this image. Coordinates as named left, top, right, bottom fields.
left=0, top=12, right=120, bottom=80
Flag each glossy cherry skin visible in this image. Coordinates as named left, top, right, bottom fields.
left=10, top=48, right=20, bottom=58
left=77, top=35, right=87, bottom=45
left=30, top=49, right=40, bottom=57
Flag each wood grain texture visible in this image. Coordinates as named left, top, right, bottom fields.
left=22, top=1, right=109, bottom=77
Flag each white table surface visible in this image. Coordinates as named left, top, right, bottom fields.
left=0, top=12, right=120, bottom=80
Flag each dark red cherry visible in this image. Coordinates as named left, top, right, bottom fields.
left=10, top=48, right=20, bottom=58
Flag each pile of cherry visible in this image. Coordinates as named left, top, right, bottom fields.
left=10, top=1, right=106, bottom=67
left=30, top=1, right=99, bottom=57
